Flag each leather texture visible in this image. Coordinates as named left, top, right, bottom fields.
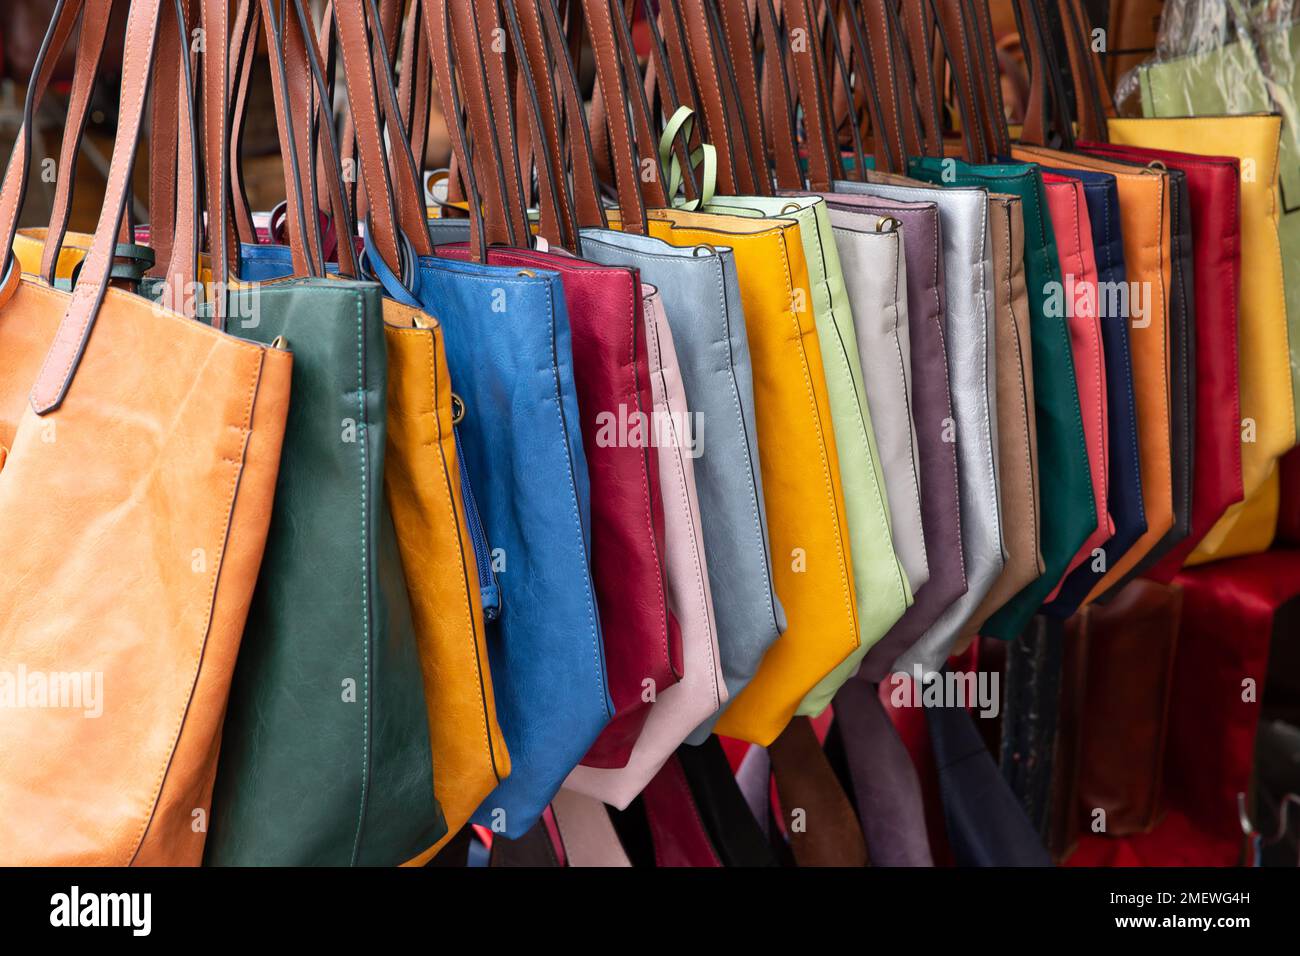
left=204, top=242, right=510, bottom=863
left=836, top=176, right=1005, bottom=671
left=905, top=158, right=1093, bottom=642
left=831, top=680, right=935, bottom=866
left=1106, top=116, right=1293, bottom=563
left=706, top=195, right=909, bottom=713
left=1059, top=580, right=1183, bottom=836
left=436, top=243, right=679, bottom=771
left=0, top=274, right=291, bottom=865
left=563, top=285, right=726, bottom=807
left=1010, top=147, right=1170, bottom=604
left=638, top=754, right=724, bottom=867
left=820, top=206, right=929, bottom=596
left=576, top=229, right=784, bottom=744
left=1037, top=166, right=1147, bottom=615
left=646, top=208, right=861, bottom=746
left=1039, top=173, right=1112, bottom=597
left=206, top=279, right=446, bottom=866
left=1138, top=27, right=1300, bottom=415
left=768, top=717, right=869, bottom=866
left=820, top=192, right=969, bottom=682
left=550, top=788, right=633, bottom=867
left=1078, top=142, right=1245, bottom=577
left=396, top=254, right=613, bottom=838
left=959, top=195, right=1043, bottom=640
left=380, top=301, right=510, bottom=864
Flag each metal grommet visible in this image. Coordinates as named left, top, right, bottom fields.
left=517, top=269, right=537, bottom=278
left=779, top=202, right=802, bottom=215
left=1147, top=159, right=1167, bottom=171
left=876, top=216, right=902, bottom=233
left=271, top=335, right=288, bottom=350
left=692, top=243, right=718, bottom=257
left=451, top=393, right=466, bottom=425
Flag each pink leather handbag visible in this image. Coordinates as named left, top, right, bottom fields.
left=564, top=285, right=726, bottom=807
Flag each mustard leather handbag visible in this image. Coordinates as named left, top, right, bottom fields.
left=646, top=208, right=860, bottom=746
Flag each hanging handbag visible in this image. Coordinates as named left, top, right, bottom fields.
left=0, top=0, right=293, bottom=865
left=1036, top=165, right=1147, bottom=614
left=1080, top=141, right=1244, bottom=577
left=665, top=0, right=909, bottom=713
left=813, top=193, right=971, bottom=680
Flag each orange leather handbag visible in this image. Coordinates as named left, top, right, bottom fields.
left=0, top=0, right=291, bottom=865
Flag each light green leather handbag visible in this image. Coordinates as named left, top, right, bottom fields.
left=706, top=194, right=911, bottom=714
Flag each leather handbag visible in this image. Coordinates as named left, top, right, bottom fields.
left=1080, top=141, right=1245, bottom=576
left=369, top=0, right=615, bottom=837
left=563, top=284, right=727, bottom=807
left=1038, top=172, right=1112, bottom=598
left=960, top=193, right=1044, bottom=638
left=1035, top=0, right=1290, bottom=563
left=166, top=0, right=509, bottom=864
left=1057, top=580, right=1184, bottom=841
left=430, top=0, right=682, bottom=773
left=817, top=205, right=930, bottom=600
left=1137, top=7, right=1300, bottom=415
left=814, top=193, right=970, bottom=681
left=424, top=0, right=788, bottom=754
left=205, top=0, right=450, bottom=865
left=705, top=195, right=910, bottom=715
left=647, top=206, right=860, bottom=745
left=1038, top=166, right=1147, bottom=614
left=1110, top=115, right=1292, bottom=563
left=837, top=175, right=1006, bottom=669
left=1006, top=146, right=1172, bottom=600
left=667, top=0, right=908, bottom=715
left=0, top=0, right=292, bottom=865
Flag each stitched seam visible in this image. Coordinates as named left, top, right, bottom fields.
left=885, top=231, right=925, bottom=576
left=626, top=229, right=784, bottom=631
left=1064, top=181, right=1108, bottom=531
left=647, top=297, right=721, bottom=707
left=417, top=325, right=494, bottom=777
left=994, top=201, right=1041, bottom=575
left=801, top=215, right=907, bottom=613
left=775, top=228, right=859, bottom=651
left=349, top=291, right=371, bottom=866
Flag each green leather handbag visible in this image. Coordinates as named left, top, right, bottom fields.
left=203, top=0, right=444, bottom=865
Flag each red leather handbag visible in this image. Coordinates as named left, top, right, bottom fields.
left=1079, top=141, right=1245, bottom=577
left=1039, top=171, right=1112, bottom=599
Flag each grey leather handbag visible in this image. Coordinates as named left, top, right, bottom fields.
left=836, top=179, right=1004, bottom=676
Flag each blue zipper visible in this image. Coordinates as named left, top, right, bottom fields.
left=454, top=425, right=500, bottom=621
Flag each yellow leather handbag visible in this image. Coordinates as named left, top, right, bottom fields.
left=645, top=208, right=861, bottom=746
left=1107, top=115, right=1294, bottom=563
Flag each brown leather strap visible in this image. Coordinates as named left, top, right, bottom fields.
left=768, top=717, right=870, bottom=867
left=229, top=0, right=259, bottom=244
left=40, top=0, right=117, bottom=284
left=755, top=0, right=801, bottom=188
left=710, top=0, right=770, bottom=193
